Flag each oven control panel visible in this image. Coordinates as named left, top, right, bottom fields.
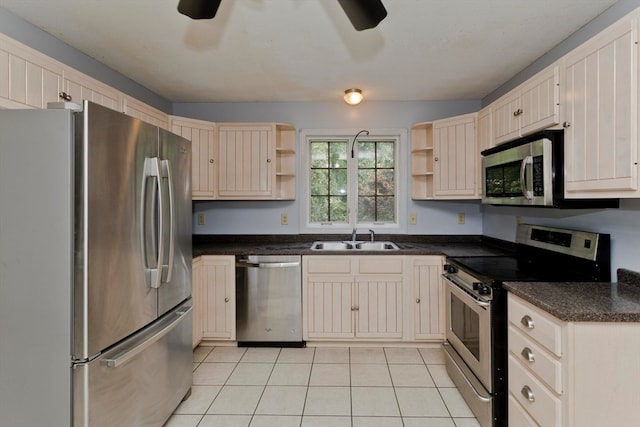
left=443, top=264, right=493, bottom=302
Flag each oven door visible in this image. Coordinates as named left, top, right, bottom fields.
left=443, top=274, right=493, bottom=392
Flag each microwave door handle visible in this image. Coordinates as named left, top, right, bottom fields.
left=520, top=156, right=533, bottom=200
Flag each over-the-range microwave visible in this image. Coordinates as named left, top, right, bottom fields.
left=481, top=130, right=619, bottom=208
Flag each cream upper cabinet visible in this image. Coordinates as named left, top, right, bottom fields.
left=410, top=122, right=435, bottom=200
left=122, top=95, right=169, bottom=130
left=217, top=122, right=296, bottom=200
left=493, top=62, right=561, bottom=145
left=170, top=116, right=217, bottom=199
left=433, top=112, right=478, bottom=199
left=476, top=105, right=493, bottom=196
left=303, top=256, right=403, bottom=341
left=563, top=12, right=639, bottom=198
left=201, top=255, right=235, bottom=341
left=0, top=33, right=63, bottom=109
left=61, top=67, right=120, bottom=111
left=410, top=256, right=445, bottom=341
left=507, top=293, right=640, bottom=427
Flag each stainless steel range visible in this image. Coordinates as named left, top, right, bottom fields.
left=442, top=224, right=611, bottom=427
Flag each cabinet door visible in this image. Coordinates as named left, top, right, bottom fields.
left=61, top=68, right=120, bottom=111
left=171, top=116, right=217, bottom=199
left=218, top=124, right=275, bottom=199
left=433, top=113, right=478, bottom=198
left=192, top=257, right=204, bottom=348
left=202, top=256, right=235, bottom=340
left=0, top=34, right=63, bottom=109
left=519, top=64, right=560, bottom=136
left=412, top=257, right=445, bottom=340
left=476, top=106, right=493, bottom=197
left=305, top=275, right=354, bottom=339
left=355, top=277, right=403, bottom=339
left=493, top=90, right=522, bottom=144
left=564, top=16, right=639, bottom=197
left=122, top=95, right=169, bottom=130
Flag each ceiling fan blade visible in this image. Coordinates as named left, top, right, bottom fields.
left=337, top=0, right=387, bottom=31
left=177, top=0, right=222, bottom=20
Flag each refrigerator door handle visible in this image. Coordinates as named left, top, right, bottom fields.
left=142, top=157, right=165, bottom=289
left=100, top=306, right=192, bottom=368
left=161, top=159, right=175, bottom=284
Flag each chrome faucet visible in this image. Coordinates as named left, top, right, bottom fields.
left=369, top=229, right=375, bottom=242
left=351, top=227, right=357, bottom=242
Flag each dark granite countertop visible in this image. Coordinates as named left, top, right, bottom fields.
left=504, top=269, right=640, bottom=322
left=192, top=234, right=516, bottom=258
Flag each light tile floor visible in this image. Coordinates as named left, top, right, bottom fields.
left=164, top=346, right=480, bottom=427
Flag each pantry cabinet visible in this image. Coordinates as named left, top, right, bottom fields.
left=217, top=122, right=296, bottom=200
left=563, top=13, right=639, bottom=198
left=410, top=256, right=445, bottom=340
left=507, top=293, right=640, bottom=427
left=200, top=255, right=235, bottom=341
left=493, top=62, right=561, bottom=145
left=433, top=113, right=478, bottom=199
left=170, top=116, right=217, bottom=199
left=303, top=256, right=404, bottom=340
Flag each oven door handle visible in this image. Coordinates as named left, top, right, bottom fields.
left=442, top=274, right=491, bottom=308
left=520, top=155, right=533, bottom=200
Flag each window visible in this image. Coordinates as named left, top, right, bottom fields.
left=301, top=129, right=407, bottom=233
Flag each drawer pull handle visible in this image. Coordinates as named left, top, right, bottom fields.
left=521, top=385, right=535, bottom=402
left=521, top=315, right=535, bottom=329
left=521, top=347, right=535, bottom=362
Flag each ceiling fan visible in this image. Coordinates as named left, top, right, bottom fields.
left=177, top=0, right=387, bottom=31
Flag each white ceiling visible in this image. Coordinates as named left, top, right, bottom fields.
left=0, top=0, right=618, bottom=103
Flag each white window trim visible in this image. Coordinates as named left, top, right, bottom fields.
left=299, top=128, right=408, bottom=235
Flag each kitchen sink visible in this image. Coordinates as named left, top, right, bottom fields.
left=310, top=241, right=399, bottom=251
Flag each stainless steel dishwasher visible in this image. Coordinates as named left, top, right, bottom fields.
left=235, top=255, right=303, bottom=346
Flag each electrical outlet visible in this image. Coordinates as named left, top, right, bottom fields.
left=457, top=213, right=465, bottom=224
left=281, top=213, right=288, bottom=225
left=197, top=213, right=206, bottom=225
left=409, top=213, right=417, bottom=225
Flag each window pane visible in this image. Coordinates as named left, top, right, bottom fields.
left=310, top=196, right=328, bottom=222
left=329, top=169, right=347, bottom=195
left=377, top=142, right=395, bottom=167
left=376, top=169, right=394, bottom=195
left=357, top=196, right=376, bottom=222
left=358, top=142, right=376, bottom=168
left=377, top=196, right=395, bottom=222
left=329, top=143, right=348, bottom=168
left=311, top=169, right=328, bottom=195
left=358, top=169, right=376, bottom=195
left=310, top=142, right=328, bottom=168
left=329, top=196, right=348, bottom=222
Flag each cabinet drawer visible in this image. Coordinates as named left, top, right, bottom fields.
left=508, top=295, right=562, bottom=357
left=509, top=325, right=562, bottom=394
left=357, top=257, right=403, bottom=274
left=306, top=257, right=352, bottom=274
left=509, top=354, right=561, bottom=427
left=508, top=393, right=538, bottom=427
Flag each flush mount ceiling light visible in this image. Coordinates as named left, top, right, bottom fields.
left=344, top=88, right=363, bottom=105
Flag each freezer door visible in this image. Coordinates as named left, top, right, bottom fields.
left=157, top=128, right=192, bottom=315
left=73, top=300, right=193, bottom=427
left=73, top=102, right=159, bottom=360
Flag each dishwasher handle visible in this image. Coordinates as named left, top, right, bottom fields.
left=236, top=260, right=300, bottom=268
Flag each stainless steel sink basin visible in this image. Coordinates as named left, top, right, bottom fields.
left=310, top=241, right=399, bottom=251
left=354, top=241, right=400, bottom=250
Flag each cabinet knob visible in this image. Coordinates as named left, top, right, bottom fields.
left=351, top=306, right=359, bottom=311
left=434, top=157, right=439, bottom=162
left=209, top=159, right=214, bottom=163
left=224, top=297, right=229, bottom=303
left=59, top=91, right=72, bottom=101
left=520, top=315, right=535, bottom=329
left=513, top=108, right=523, bottom=117
left=563, top=121, right=571, bottom=128
left=416, top=298, right=421, bottom=303
left=521, top=385, right=535, bottom=402
left=266, top=158, right=272, bottom=163
left=520, top=347, right=535, bottom=363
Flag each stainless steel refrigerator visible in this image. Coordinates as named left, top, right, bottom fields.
left=0, top=101, right=193, bottom=426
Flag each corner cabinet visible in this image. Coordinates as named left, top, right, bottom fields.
left=170, top=116, right=218, bottom=199
left=563, top=12, right=640, bottom=198
left=433, top=113, right=479, bottom=199
left=507, top=293, right=640, bottom=427
left=217, top=122, right=296, bottom=200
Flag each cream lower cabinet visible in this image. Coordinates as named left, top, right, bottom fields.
left=192, top=257, right=204, bottom=347
left=507, top=293, right=640, bottom=427
left=197, top=255, right=235, bottom=341
left=303, top=256, right=404, bottom=341
left=410, top=256, right=445, bottom=340
left=563, top=12, right=639, bottom=198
